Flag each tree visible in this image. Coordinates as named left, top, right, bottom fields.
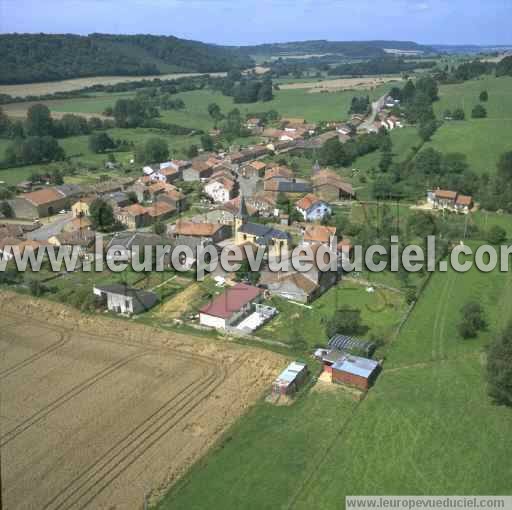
left=407, top=212, right=437, bottom=238
left=200, top=134, right=215, bottom=152
left=487, top=225, right=507, bottom=245
left=325, top=306, right=365, bottom=338
left=88, top=132, right=115, bottom=154
left=235, top=259, right=260, bottom=285
left=452, top=108, right=466, bottom=120
left=471, top=104, right=487, bottom=118
left=379, top=150, right=393, bottom=172
left=186, top=144, right=199, bottom=159
left=207, top=103, right=223, bottom=127
left=418, top=120, right=438, bottom=142
left=457, top=301, right=486, bottom=339
left=479, top=90, right=489, bottom=102
left=487, top=321, right=512, bottom=406
left=142, top=137, right=169, bottom=164
left=154, top=221, right=166, bottom=235
left=497, top=151, right=512, bottom=180
left=0, top=201, right=13, bottom=218
left=89, top=198, right=115, bottom=231
left=26, top=104, right=53, bottom=136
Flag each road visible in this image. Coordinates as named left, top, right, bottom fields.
left=26, top=213, right=73, bottom=241
left=359, top=93, right=388, bottom=132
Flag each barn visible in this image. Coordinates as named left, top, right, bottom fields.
left=331, top=355, right=379, bottom=390
left=272, top=361, right=308, bottom=396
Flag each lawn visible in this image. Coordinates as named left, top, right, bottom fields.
left=154, top=252, right=512, bottom=509
left=259, top=280, right=406, bottom=348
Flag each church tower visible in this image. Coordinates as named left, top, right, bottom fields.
left=234, top=194, right=248, bottom=241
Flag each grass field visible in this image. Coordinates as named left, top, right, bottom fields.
left=260, top=280, right=406, bottom=348
left=425, top=76, right=512, bottom=175
left=156, top=252, right=512, bottom=509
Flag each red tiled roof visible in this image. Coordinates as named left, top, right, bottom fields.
left=303, top=225, right=336, bottom=243
left=434, top=189, right=457, bottom=200
left=456, top=194, right=473, bottom=206
left=296, top=193, right=322, bottom=210
left=22, top=187, right=64, bottom=206
left=174, top=220, right=223, bottom=237
left=200, top=283, right=262, bottom=319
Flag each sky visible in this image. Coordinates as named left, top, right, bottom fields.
left=0, top=0, right=510, bottom=46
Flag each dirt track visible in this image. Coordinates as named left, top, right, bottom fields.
left=0, top=291, right=285, bottom=509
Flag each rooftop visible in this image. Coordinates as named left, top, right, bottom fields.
left=199, top=282, right=262, bottom=319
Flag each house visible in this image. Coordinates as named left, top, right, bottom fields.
left=93, top=284, right=158, bottom=315
left=261, top=243, right=338, bottom=303
left=295, top=194, right=332, bottom=221
left=72, top=196, right=96, bottom=218
left=246, top=117, right=262, bottom=130
left=331, top=355, right=380, bottom=390
left=48, top=229, right=96, bottom=257
left=156, top=189, right=187, bottom=212
left=312, top=171, right=355, bottom=202
left=106, top=232, right=170, bottom=262
left=145, top=201, right=176, bottom=223
left=336, top=123, right=353, bottom=136
left=103, top=191, right=131, bottom=209
left=183, top=158, right=219, bottom=181
left=199, top=282, right=263, bottom=330
left=115, top=204, right=149, bottom=229
left=264, top=179, right=312, bottom=196
left=204, top=175, right=238, bottom=203
left=264, top=166, right=294, bottom=182
left=299, top=131, right=338, bottom=150
left=13, top=187, right=76, bottom=219
left=272, top=361, right=308, bottom=396
left=173, top=220, right=231, bottom=244
left=302, top=225, right=337, bottom=247
left=228, top=146, right=269, bottom=167
left=62, top=216, right=93, bottom=233
left=240, top=160, right=266, bottom=178
left=427, top=189, right=473, bottom=214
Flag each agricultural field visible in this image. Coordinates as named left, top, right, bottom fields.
left=425, top=76, right=512, bottom=175
left=156, top=252, right=512, bottom=510
left=278, top=76, right=402, bottom=93
left=0, top=291, right=285, bottom=510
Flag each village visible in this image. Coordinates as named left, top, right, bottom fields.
left=0, top=90, right=476, bottom=401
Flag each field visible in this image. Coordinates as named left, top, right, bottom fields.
left=0, top=291, right=285, bottom=510
left=279, top=76, right=402, bottom=93
left=426, top=76, right=512, bottom=175
left=0, top=72, right=228, bottom=98
left=157, top=253, right=512, bottom=509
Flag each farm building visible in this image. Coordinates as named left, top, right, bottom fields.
left=331, top=355, right=379, bottom=390
left=272, top=361, right=308, bottom=396
left=199, top=282, right=263, bottom=330
left=327, top=334, right=376, bottom=357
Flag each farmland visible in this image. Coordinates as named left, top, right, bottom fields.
left=426, top=76, right=512, bottom=175
left=0, top=291, right=285, bottom=510
left=155, top=256, right=512, bottom=509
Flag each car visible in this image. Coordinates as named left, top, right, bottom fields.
left=59, top=209, right=67, bottom=214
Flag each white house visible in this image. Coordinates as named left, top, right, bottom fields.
left=204, top=176, right=237, bottom=203
left=295, top=194, right=332, bottom=221
left=93, top=284, right=158, bottom=315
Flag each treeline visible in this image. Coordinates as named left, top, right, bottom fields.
left=328, top=57, right=435, bottom=76
left=435, top=60, right=495, bottom=83
left=210, top=72, right=273, bottom=103
left=0, top=104, right=114, bottom=140
left=496, top=56, right=512, bottom=77
left=349, top=96, right=370, bottom=115
left=318, top=129, right=391, bottom=167
left=0, top=33, right=253, bottom=84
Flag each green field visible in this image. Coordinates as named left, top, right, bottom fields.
left=260, top=280, right=406, bottom=348
left=425, top=76, right=512, bottom=175
left=156, top=254, right=512, bottom=509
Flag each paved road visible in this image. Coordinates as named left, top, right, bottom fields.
left=359, top=93, right=388, bottom=132
left=27, top=213, right=73, bottom=241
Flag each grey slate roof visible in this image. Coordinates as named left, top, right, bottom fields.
left=94, top=284, right=158, bottom=309
left=238, top=222, right=290, bottom=242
